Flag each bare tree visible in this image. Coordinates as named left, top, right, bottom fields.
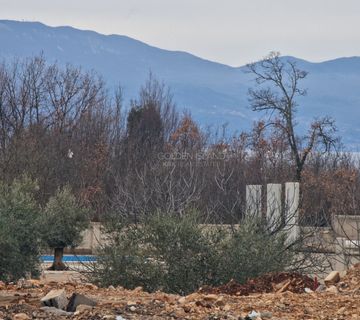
left=247, top=52, right=338, bottom=181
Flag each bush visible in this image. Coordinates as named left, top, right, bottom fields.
left=0, top=177, right=41, bottom=281
left=92, top=211, right=294, bottom=294
left=217, top=218, right=293, bottom=284
left=141, top=213, right=222, bottom=294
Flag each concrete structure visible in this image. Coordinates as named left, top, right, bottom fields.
left=333, top=215, right=360, bottom=240
left=63, top=222, right=102, bottom=254
left=246, top=184, right=262, bottom=218
left=266, top=183, right=282, bottom=230
left=64, top=182, right=360, bottom=272
left=285, top=182, right=300, bottom=241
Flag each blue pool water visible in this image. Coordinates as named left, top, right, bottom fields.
left=41, top=255, right=97, bottom=263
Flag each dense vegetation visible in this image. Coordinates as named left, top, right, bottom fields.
left=91, top=212, right=293, bottom=294
left=0, top=53, right=359, bottom=285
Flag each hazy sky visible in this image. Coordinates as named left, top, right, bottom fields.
left=1, top=0, right=359, bottom=66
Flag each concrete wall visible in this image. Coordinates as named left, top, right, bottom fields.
left=67, top=187, right=360, bottom=275
left=333, top=215, right=360, bottom=240
left=64, top=222, right=103, bottom=254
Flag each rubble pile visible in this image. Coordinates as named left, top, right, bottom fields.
left=0, top=266, right=359, bottom=319
left=199, top=272, right=315, bottom=295
left=340, top=262, right=360, bottom=291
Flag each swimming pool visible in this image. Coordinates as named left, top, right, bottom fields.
left=40, top=255, right=97, bottom=263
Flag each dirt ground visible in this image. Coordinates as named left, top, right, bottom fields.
left=1, top=265, right=360, bottom=320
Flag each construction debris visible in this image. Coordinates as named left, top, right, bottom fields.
left=40, top=288, right=68, bottom=310
left=324, top=271, right=340, bottom=286
left=0, top=265, right=359, bottom=319
left=66, top=293, right=97, bottom=312
left=199, top=272, right=315, bottom=295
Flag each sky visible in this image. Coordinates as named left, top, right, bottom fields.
left=1, top=0, right=359, bottom=66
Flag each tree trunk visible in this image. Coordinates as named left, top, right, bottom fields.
left=48, top=247, right=67, bottom=271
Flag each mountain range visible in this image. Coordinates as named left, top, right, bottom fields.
left=0, top=20, right=359, bottom=147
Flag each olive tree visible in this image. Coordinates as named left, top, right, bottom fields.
left=0, top=177, right=41, bottom=281
left=41, top=186, right=89, bottom=270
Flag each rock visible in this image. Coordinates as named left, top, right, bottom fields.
left=0, top=293, right=18, bottom=306
left=315, top=284, right=327, bottom=292
left=324, top=271, right=340, bottom=287
left=129, top=306, right=136, bottom=312
left=108, top=285, right=116, bottom=290
left=203, top=294, right=218, bottom=301
left=17, top=278, right=37, bottom=289
left=183, top=305, right=192, bottom=313
left=215, top=296, right=226, bottom=307
left=337, top=306, right=346, bottom=314
left=102, top=315, right=116, bottom=320
left=338, top=281, right=349, bottom=289
left=40, top=289, right=68, bottom=310
left=304, top=288, right=313, bottom=293
left=29, top=279, right=41, bottom=286
left=13, top=313, right=30, bottom=320
left=67, top=293, right=97, bottom=312
left=76, top=304, right=93, bottom=312
left=178, top=296, right=187, bottom=304
left=260, top=311, right=273, bottom=318
left=127, top=301, right=137, bottom=306
left=40, top=306, right=73, bottom=316
left=325, top=285, right=339, bottom=294
left=223, top=304, right=231, bottom=311
left=84, top=282, right=98, bottom=290
left=248, top=310, right=261, bottom=319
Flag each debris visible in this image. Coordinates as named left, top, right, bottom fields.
left=199, top=272, right=315, bottom=296
left=13, top=313, right=30, bottom=320
left=325, top=285, right=339, bottom=294
left=40, top=289, right=68, bottom=310
left=203, top=294, right=218, bottom=301
left=324, top=271, right=340, bottom=287
left=223, top=304, right=231, bottom=311
left=248, top=310, right=261, bottom=319
left=40, top=306, right=73, bottom=316
left=76, top=304, right=94, bottom=312
left=337, top=306, right=346, bottom=315
left=178, top=296, right=187, bottom=304
left=276, top=279, right=291, bottom=293
left=315, top=284, right=327, bottom=292
left=1, top=264, right=360, bottom=319
left=67, top=293, right=97, bottom=312
left=260, top=311, right=273, bottom=318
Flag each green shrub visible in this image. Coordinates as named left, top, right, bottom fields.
left=91, top=222, right=164, bottom=292
left=0, top=177, right=41, bottom=281
left=92, top=211, right=294, bottom=294
left=141, top=213, right=222, bottom=294
left=217, top=218, right=293, bottom=284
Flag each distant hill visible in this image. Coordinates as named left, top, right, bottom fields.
left=0, top=20, right=359, bottom=147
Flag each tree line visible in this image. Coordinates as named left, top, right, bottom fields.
left=0, top=53, right=358, bottom=226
